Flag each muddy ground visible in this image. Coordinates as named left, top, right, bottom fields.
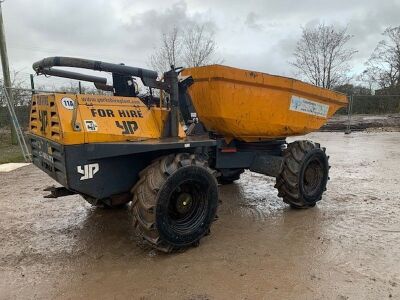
left=322, top=113, right=400, bottom=132
left=0, top=132, right=399, bottom=299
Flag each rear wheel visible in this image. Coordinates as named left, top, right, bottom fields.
left=130, top=153, right=218, bottom=253
left=275, top=140, right=329, bottom=208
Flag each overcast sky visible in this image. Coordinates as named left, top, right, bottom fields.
left=2, top=0, right=400, bottom=87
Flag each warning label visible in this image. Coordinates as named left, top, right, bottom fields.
left=289, top=96, right=329, bottom=118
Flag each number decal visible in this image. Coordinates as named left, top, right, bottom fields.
left=61, top=97, right=75, bottom=110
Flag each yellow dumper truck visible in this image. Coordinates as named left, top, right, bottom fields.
left=28, top=57, right=347, bottom=252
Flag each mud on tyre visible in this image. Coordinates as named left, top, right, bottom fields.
left=275, top=140, right=330, bottom=208
left=130, top=153, right=218, bottom=253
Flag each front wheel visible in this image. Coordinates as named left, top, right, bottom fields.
left=275, top=140, right=330, bottom=208
left=130, top=153, right=218, bottom=253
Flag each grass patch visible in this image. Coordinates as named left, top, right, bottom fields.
left=0, top=130, right=25, bottom=164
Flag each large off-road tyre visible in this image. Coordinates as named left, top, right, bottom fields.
left=130, top=153, right=218, bottom=253
left=275, top=140, right=329, bottom=209
left=217, top=168, right=244, bottom=185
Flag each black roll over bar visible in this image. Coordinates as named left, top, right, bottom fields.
left=32, top=56, right=160, bottom=92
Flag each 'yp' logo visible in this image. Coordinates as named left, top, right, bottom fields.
left=77, top=163, right=99, bottom=180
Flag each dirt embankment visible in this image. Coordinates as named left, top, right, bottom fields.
left=322, top=113, right=400, bottom=132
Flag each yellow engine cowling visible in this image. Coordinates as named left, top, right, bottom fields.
left=29, top=93, right=185, bottom=145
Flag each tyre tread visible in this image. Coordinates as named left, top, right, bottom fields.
left=130, top=153, right=215, bottom=253
left=275, top=140, right=329, bottom=209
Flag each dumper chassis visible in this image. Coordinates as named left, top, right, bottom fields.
left=29, top=57, right=343, bottom=252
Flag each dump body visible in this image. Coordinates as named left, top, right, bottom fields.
left=183, top=65, right=347, bottom=142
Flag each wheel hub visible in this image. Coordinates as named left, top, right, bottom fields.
left=175, top=193, right=193, bottom=215
left=303, top=160, right=323, bottom=194
left=305, top=167, right=317, bottom=184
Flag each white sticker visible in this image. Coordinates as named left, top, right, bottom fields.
left=190, top=112, right=197, bottom=118
left=61, top=97, right=75, bottom=110
left=77, top=163, right=99, bottom=180
left=84, top=120, right=98, bottom=132
left=289, top=96, right=329, bottom=118
left=184, top=143, right=190, bottom=148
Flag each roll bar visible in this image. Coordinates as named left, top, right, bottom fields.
left=32, top=56, right=159, bottom=89
left=41, top=68, right=108, bottom=84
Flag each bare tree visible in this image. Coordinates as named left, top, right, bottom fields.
left=365, top=26, right=400, bottom=89
left=357, top=68, right=377, bottom=93
left=0, top=71, right=31, bottom=107
left=58, top=81, right=111, bottom=95
left=11, top=71, right=31, bottom=106
left=291, top=24, right=356, bottom=89
left=182, top=24, right=218, bottom=67
left=149, top=23, right=220, bottom=74
left=149, top=27, right=182, bottom=74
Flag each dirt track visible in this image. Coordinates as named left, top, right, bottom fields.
left=1, top=132, right=399, bottom=299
